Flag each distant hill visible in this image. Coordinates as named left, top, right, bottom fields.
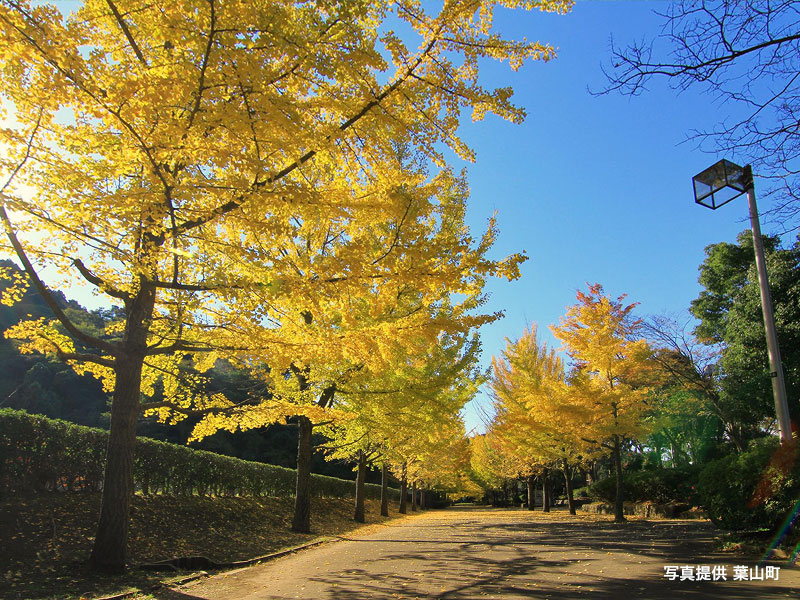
left=0, top=260, right=371, bottom=482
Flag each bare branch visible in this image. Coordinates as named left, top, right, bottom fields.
left=598, top=0, right=800, bottom=227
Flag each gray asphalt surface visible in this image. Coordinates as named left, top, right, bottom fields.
left=164, top=507, right=799, bottom=599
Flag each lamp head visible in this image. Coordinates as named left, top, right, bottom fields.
left=693, top=159, right=751, bottom=210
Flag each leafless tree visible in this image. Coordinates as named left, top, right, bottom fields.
left=598, top=0, right=800, bottom=230
left=642, top=313, right=749, bottom=450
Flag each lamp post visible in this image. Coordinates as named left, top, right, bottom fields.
left=692, top=159, right=793, bottom=444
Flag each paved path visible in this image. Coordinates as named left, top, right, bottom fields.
left=166, top=507, right=798, bottom=599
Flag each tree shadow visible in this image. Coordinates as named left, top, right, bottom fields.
left=166, top=508, right=798, bottom=599
left=148, top=588, right=209, bottom=600
left=292, top=509, right=794, bottom=599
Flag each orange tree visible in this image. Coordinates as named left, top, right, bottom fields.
left=551, top=284, right=653, bottom=522
left=0, top=0, right=573, bottom=570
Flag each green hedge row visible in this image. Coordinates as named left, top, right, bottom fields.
left=0, top=409, right=397, bottom=501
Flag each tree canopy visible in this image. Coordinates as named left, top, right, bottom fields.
left=690, top=230, right=800, bottom=437
left=0, top=0, right=572, bottom=571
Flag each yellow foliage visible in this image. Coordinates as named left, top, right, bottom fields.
left=487, top=325, right=590, bottom=478
left=0, top=0, right=570, bottom=451
left=551, top=283, right=654, bottom=445
left=0, top=266, right=28, bottom=306
left=4, top=318, right=117, bottom=391
left=5, top=318, right=74, bottom=356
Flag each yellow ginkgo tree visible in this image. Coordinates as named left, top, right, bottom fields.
left=317, top=328, right=481, bottom=522
left=489, top=326, right=593, bottom=514
left=0, top=0, right=572, bottom=570
left=551, top=283, right=654, bottom=522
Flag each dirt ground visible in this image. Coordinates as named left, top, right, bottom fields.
left=0, top=494, right=399, bottom=600
left=166, top=506, right=799, bottom=600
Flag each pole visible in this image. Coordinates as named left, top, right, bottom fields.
left=743, top=166, right=793, bottom=444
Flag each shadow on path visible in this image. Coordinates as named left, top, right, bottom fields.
left=179, top=507, right=798, bottom=599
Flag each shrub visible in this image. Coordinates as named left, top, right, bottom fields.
left=586, top=466, right=701, bottom=505
left=697, top=437, right=800, bottom=531
left=0, top=409, right=397, bottom=501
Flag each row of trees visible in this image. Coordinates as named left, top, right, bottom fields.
left=475, top=284, right=652, bottom=523
left=0, top=0, right=573, bottom=572
left=473, top=231, right=800, bottom=524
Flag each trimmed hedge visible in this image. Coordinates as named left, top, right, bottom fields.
left=0, top=409, right=397, bottom=501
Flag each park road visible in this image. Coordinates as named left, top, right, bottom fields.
left=170, top=507, right=798, bottom=599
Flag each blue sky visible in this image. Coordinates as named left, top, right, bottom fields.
left=456, top=1, right=792, bottom=432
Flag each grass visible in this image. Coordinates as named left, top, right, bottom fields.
left=0, top=493, right=406, bottom=600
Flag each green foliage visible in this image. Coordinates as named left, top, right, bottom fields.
left=697, top=437, right=800, bottom=531
left=571, top=485, right=591, bottom=498
left=0, top=409, right=397, bottom=501
left=690, top=231, right=800, bottom=433
left=586, top=466, right=701, bottom=505
left=690, top=234, right=773, bottom=345
left=645, top=388, right=725, bottom=466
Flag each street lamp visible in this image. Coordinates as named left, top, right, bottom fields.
left=693, top=159, right=793, bottom=444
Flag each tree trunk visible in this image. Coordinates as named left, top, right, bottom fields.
left=292, top=415, right=313, bottom=532
left=89, top=284, right=154, bottom=572
left=613, top=434, right=626, bottom=523
left=380, top=463, right=389, bottom=517
left=420, top=486, right=426, bottom=510
left=562, top=458, right=576, bottom=515
left=398, top=465, right=408, bottom=514
left=729, top=425, right=744, bottom=453
left=88, top=357, right=143, bottom=572
left=411, top=480, right=418, bottom=511
left=354, top=451, right=366, bottom=523
left=542, top=468, right=550, bottom=512
left=527, top=474, right=536, bottom=510
left=654, top=443, right=663, bottom=468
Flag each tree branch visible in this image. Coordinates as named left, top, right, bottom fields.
left=72, top=258, right=132, bottom=303
left=0, top=116, right=120, bottom=357
left=186, top=0, right=216, bottom=129
left=104, top=0, right=147, bottom=66
left=151, top=278, right=242, bottom=292
left=317, top=383, right=336, bottom=408
left=372, top=195, right=414, bottom=265
left=145, top=339, right=248, bottom=355
left=0, top=214, right=120, bottom=355
left=173, top=38, right=439, bottom=236
left=55, top=350, right=116, bottom=368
